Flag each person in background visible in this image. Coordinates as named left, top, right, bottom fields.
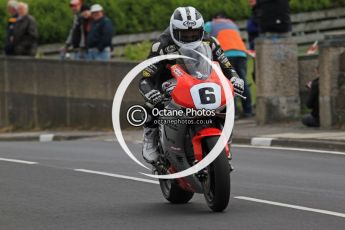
left=77, top=5, right=92, bottom=59
left=12, top=2, right=38, bottom=56
left=302, top=78, right=320, bottom=127
left=62, top=0, right=89, bottom=59
left=87, top=4, right=114, bottom=61
left=256, top=0, right=292, bottom=35
left=205, top=12, right=253, bottom=118
left=72, top=5, right=91, bottom=60
left=246, top=0, right=259, bottom=82
left=247, top=0, right=259, bottom=51
left=4, top=0, right=18, bottom=55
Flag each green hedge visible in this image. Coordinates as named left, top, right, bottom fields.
left=1, top=0, right=345, bottom=49
left=290, top=0, right=345, bottom=11
left=124, top=40, right=152, bottom=61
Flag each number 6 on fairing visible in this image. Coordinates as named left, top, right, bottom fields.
left=199, top=88, right=216, bottom=104
left=190, top=83, right=221, bottom=109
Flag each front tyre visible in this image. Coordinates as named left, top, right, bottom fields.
left=203, top=137, right=231, bottom=212
left=159, top=179, right=194, bottom=204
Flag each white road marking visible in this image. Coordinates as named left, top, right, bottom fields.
left=262, top=132, right=345, bottom=140
left=233, top=144, right=345, bottom=156
left=128, top=138, right=345, bottom=156
left=251, top=137, right=274, bottom=146
left=0, top=157, right=38, bottom=165
left=74, top=169, right=159, bottom=184
left=235, top=196, right=345, bottom=218
left=39, top=134, right=54, bottom=142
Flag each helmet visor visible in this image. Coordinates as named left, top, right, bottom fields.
left=173, top=28, right=204, bottom=43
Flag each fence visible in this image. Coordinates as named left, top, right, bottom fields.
left=0, top=54, right=324, bottom=130
left=0, top=57, right=139, bottom=130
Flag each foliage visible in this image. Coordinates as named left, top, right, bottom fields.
left=123, top=40, right=152, bottom=61
left=1, top=0, right=345, bottom=49
left=290, top=0, right=345, bottom=11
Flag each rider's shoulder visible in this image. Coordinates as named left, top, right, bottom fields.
left=151, top=28, right=178, bottom=55
left=203, top=34, right=220, bottom=45
left=203, top=34, right=221, bottom=51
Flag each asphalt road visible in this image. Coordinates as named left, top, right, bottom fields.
left=0, top=139, right=344, bottom=230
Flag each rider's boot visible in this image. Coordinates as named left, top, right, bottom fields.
left=142, top=127, right=159, bottom=164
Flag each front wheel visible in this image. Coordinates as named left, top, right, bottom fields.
left=203, top=137, right=231, bottom=212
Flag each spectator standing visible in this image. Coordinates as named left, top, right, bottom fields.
left=12, top=2, right=38, bottom=56
left=246, top=0, right=259, bottom=50
left=63, top=0, right=90, bottom=59
left=87, top=4, right=114, bottom=61
left=205, top=13, right=253, bottom=118
left=4, top=0, right=18, bottom=55
left=80, top=6, right=92, bottom=57
left=302, top=78, right=320, bottom=127
left=246, top=0, right=260, bottom=82
left=256, top=0, right=292, bottom=35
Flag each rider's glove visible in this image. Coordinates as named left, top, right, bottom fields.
left=165, top=84, right=175, bottom=97
left=230, top=75, right=245, bottom=96
left=230, top=69, right=244, bottom=95
left=144, top=89, right=164, bottom=106
left=162, top=79, right=177, bottom=97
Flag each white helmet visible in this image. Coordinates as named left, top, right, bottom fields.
left=170, top=7, right=204, bottom=50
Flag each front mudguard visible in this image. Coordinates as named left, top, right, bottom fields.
left=191, top=128, right=230, bottom=162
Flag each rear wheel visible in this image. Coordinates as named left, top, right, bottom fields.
left=159, top=179, right=194, bottom=204
left=203, top=137, right=231, bottom=212
left=157, top=139, right=194, bottom=204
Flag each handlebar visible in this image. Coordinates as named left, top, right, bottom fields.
left=235, top=93, right=247, bottom=100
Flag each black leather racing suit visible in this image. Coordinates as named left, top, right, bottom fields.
left=139, top=28, right=238, bottom=127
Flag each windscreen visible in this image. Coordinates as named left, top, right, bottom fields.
left=177, top=44, right=213, bottom=80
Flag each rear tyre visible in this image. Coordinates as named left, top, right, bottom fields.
left=159, top=179, right=194, bottom=204
left=203, top=137, right=231, bottom=212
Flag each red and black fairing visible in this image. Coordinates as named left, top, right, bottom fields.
left=170, top=63, right=232, bottom=159
left=170, top=63, right=234, bottom=109
left=159, top=63, right=233, bottom=192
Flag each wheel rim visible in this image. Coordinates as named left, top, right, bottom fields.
left=204, top=165, right=215, bottom=203
left=160, top=179, right=172, bottom=197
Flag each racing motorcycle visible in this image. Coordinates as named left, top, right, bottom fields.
left=151, top=44, right=236, bottom=212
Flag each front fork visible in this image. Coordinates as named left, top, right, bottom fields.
left=191, top=128, right=234, bottom=181
left=191, top=127, right=231, bottom=161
